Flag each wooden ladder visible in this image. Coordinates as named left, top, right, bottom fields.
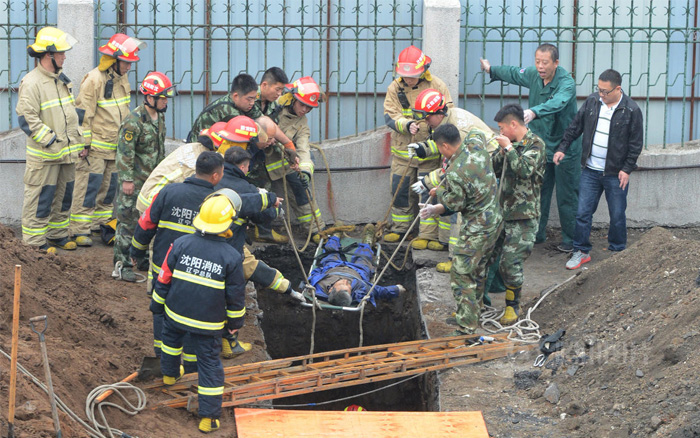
left=148, top=333, right=534, bottom=409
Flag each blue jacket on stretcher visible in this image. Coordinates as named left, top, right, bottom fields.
left=307, top=236, right=401, bottom=306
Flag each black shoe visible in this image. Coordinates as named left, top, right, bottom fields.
left=556, top=242, right=574, bottom=253
left=137, top=258, right=150, bottom=272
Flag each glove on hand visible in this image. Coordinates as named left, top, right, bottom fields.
left=258, top=187, right=268, bottom=194
left=411, top=180, right=427, bottom=195
left=418, top=202, right=440, bottom=220
left=407, top=142, right=428, bottom=159
left=523, top=109, right=535, bottom=124
left=284, top=148, right=300, bottom=165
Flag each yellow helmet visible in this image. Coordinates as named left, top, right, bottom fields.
left=28, top=27, right=77, bottom=57
left=193, top=189, right=242, bottom=235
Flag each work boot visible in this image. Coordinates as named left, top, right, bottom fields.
left=136, top=257, right=150, bottom=272
left=198, top=418, right=221, bottom=434
left=383, top=232, right=403, bottom=243
left=163, top=365, right=184, bottom=386
left=411, top=239, right=429, bottom=250
left=221, top=334, right=252, bottom=359
left=254, top=225, right=289, bottom=244
left=112, top=261, right=137, bottom=282
left=436, top=260, right=452, bottom=273
left=556, top=242, right=574, bottom=253
left=566, top=250, right=591, bottom=270
left=312, top=233, right=322, bottom=244
left=361, top=224, right=376, bottom=245
left=47, top=237, right=77, bottom=250
left=38, top=243, right=57, bottom=255
left=74, top=234, right=93, bottom=247
left=499, top=287, right=521, bottom=326
left=427, top=241, right=446, bottom=251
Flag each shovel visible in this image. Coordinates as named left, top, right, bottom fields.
left=29, top=315, right=62, bottom=438
left=137, top=356, right=162, bottom=381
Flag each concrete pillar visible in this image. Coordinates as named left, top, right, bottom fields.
left=57, top=0, right=94, bottom=96
left=422, top=0, right=461, bottom=103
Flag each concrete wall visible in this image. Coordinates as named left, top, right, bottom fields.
left=57, top=0, right=94, bottom=97
left=422, top=0, right=462, bottom=102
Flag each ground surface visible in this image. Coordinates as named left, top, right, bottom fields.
left=0, top=224, right=698, bottom=437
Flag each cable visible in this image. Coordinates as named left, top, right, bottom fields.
left=479, top=274, right=578, bottom=343
left=0, top=346, right=145, bottom=438
left=242, top=374, right=423, bottom=408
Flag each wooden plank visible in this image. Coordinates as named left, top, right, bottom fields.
left=234, top=408, right=489, bottom=438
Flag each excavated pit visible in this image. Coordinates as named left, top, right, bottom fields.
left=254, top=244, right=439, bottom=412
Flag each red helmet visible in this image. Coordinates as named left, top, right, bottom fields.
left=413, top=89, right=447, bottom=119
left=286, top=76, right=322, bottom=108
left=395, top=45, right=431, bottom=78
left=344, top=405, right=365, bottom=412
left=99, top=34, right=146, bottom=62
left=139, top=72, right=176, bottom=98
left=219, top=116, right=258, bottom=143
left=199, top=121, right=227, bottom=148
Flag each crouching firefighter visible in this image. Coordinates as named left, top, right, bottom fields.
left=151, top=189, right=246, bottom=434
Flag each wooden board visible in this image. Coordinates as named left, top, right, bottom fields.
left=234, top=408, right=490, bottom=438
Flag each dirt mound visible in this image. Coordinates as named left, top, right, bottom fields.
left=531, top=227, right=700, bottom=437
left=0, top=225, right=267, bottom=437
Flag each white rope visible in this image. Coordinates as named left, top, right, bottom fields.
left=86, top=383, right=148, bottom=438
left=479, top=274, right=577, bottom=343
left=111, top=261, right=147, bottom=283
left=0, top=346, right=146, bottom=438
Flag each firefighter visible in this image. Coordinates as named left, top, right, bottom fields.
left=258, top=76, right=326, bottom=241
left=383, top=46, right=453, bottom=243
left=69, top=34, right=146, bottom=247
left=153, top=189, right=246, bottom=434
left=131, top=151, right=224, bottom=369
left=16, top=27, right=83, bottom=252
left=113, top=72, right=173, bottom=282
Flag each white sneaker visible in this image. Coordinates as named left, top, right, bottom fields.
left=566, top=250, right=591, bottom=270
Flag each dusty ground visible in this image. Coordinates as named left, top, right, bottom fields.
left=0, top=224, right=699, bottom=437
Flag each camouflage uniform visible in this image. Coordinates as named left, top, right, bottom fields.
left=114, top=105, right=165, bottom=266
left=186, top=94, right=262, bottom=143
left=488, top=129, right=546, bottom=311
left=436, top=128, right=502, bottom=333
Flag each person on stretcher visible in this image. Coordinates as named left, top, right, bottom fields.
left=307, top=225, right=406, bottom=307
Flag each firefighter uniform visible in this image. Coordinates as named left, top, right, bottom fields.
left=152, top=231, right=246, bottom=422
left=70, top=65, right=129, bottom=236
left=216, top=162, right=294, bottom=294
left=265, top=106, right=325, bottom=232
left=114, top=105, right=166, bottom=267
left=384, top=75, right=452, bottom=238
left=16, top=64, right=84, bottom=247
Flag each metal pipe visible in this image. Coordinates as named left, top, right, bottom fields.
left=690, top=0, right=698, bottom=140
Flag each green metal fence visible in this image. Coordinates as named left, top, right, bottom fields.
left=94, top=0, right=423, bottom=141
left=0, top=0, right=55, bottom=133
left=460, top=0, right=700, bottom=146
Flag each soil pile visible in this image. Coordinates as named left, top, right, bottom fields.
left=0, top=224, right=266, bottom=437
left=530, top=227, right=700, bottom=437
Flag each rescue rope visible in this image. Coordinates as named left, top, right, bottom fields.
left=375, top=156, right=415, bottom=239
left=479, top=274, right=577, bottom=343
left=85, top=383, right=148, bottom=438
left=309, top=143, right=338, bottom=225
left=0, top=346, right=146, bottom=438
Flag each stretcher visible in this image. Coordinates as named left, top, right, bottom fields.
left=298, top=236, right=381, bottom=311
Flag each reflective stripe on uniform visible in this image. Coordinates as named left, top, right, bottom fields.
left=97, top=96, right=130, bottom=108
left=300, top=161, right=314, bottom=174
left=27, top=143, right=84, bottom=160
left=138, top=169, right=183, bottom=209
left=297, top=213, right=312, bottom=223
left=70, top=213, right=92, bottom=223
left=94, top=209, right=113, bottom=218
left=198, top=386, right=224, bottom=396
left=226, top=308, right=245, bottom=319
left=48, top=218, right=70, bottom=229
left=391, top=213, right=412, bottom=223
left=420, top=217, right=437, bottom=226
left=265, top=158, right=285, bottom=172
left=83, top=130, right=92, bottom=139
left=165, top=304, right=225, bottom=331
left=260, top=192, right=268, bottom=210
left=438, top=219, right=451, bottom=230
left=91, top=139, right=118, bottom=151
left=158, top=220, right=196, bottom=234
left=152, top=290, right=166, bottom=304
left=131, top=236, right=148, bottom=250
left=161, top=342, right=183, bottom=356
left=182, top=353, right=197, bottom=362
left=40, top=95, right=75, bottom=110
left=172, top=269, right=225, bottom=290
left=22, top=225, right=48, bottom=236
left=33, top=125, right=50, bottom=142
left=233, top=217, right=246, bottom=226
left=390, top=147, right=439, bottom=162
left=153, top=339, right=162, bottom=348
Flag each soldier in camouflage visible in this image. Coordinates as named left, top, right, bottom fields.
left=489, top=104, right=546, bottom=325
left=113, top=72, right=171, bottom=282
left=420, top=124, right=502, bottom=334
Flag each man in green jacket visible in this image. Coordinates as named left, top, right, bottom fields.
left=480, top=43, right=581, bottom=252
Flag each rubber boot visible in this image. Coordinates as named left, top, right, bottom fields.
left=74, top=234, right=93, bottom=247
left=427, top=241, right=446, bottom=251
left=500, top=287, right=521, bottom=326
left=411, top=239, right=429, bottom=250
left=38, top=243, right=57, bottom=254
left=163, top=365, right=184, bottom=386
left=199, top=418, right=220, bottom=433
left=255, top=224, right=289, bottom=244
left=383, top=232, right=403, bottom=243
left=221, top=332, right=252, bottom=359
left=436, top=260, right=452, bottom=273
left=47, top=237, right=77, bottom=250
